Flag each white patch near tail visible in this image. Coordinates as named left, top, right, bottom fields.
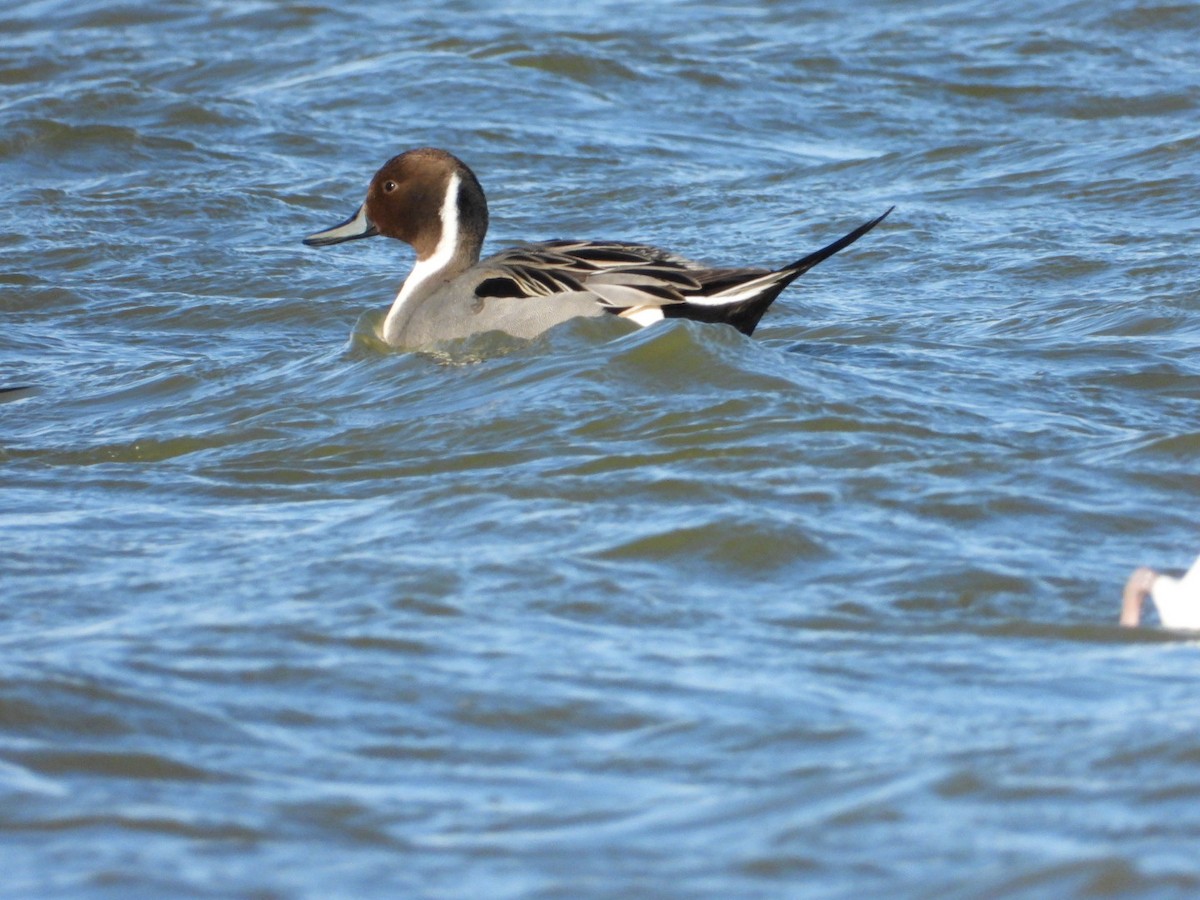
left=683, top=271, right=785, bottom=307
left=619, top=306, right=665, bottom=327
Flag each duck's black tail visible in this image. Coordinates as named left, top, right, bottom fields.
left=778, top=206, right=895, bottom=282
left=667, top=206, right=894, bottom=336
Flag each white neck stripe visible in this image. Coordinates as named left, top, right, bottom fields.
left=383, top=172, right=461, bottom=343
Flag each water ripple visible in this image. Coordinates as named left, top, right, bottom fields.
left=4, top=0, right=1200, bottom=895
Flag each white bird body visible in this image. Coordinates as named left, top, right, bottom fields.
left=1121, top=556, right=1200, bottom=630
left=1149, top=556, right=1200, bottom=630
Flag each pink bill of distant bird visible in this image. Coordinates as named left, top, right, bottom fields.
left=1121, top=556, right=1200, bottom=630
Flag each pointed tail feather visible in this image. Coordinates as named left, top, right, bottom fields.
left=780, top=206, right=894, bottom=277
left=667, top=206, right=894, bottom=336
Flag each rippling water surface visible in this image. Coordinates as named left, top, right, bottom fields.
left=3, top=0, right=1200, bottom=895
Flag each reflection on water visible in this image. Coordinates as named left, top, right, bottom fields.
left=2, top=0, right=1200, bottom=895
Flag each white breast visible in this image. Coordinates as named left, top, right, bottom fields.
left=382, top=172, right=462, bottom=345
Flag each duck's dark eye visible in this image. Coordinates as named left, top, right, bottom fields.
left=383, top=180, right=397, bottom=193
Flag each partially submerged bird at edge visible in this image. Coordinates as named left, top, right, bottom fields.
left=1121, top=557, right=1200, bottom=631
left=304, top=147, right=892, bottom=349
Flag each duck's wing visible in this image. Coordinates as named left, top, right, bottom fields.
left=474, top=240, right=701, bottom=302
left=474, top=208, right=892, bottom=336
left=475, top=239, right=776, bottom=312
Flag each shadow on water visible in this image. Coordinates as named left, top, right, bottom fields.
left=0, top=386, right=37, bottom=403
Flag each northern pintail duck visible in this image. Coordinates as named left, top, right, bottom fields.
left=304, top=148, right=892, bottom=348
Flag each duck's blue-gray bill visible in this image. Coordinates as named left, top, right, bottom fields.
left=303, top=204, right=379, bottom=246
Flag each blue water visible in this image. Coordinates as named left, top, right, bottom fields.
left=3, top=1, right=1200, bottom=895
